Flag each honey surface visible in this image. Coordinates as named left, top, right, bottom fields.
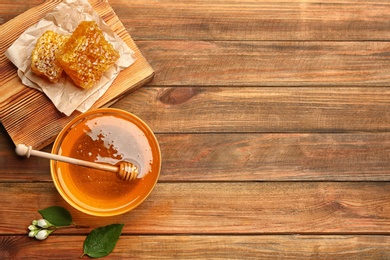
left=55, top=113, right=157, bottom=212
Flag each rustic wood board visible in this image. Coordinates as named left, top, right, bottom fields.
left=0, top=0, right=154, bottom=150
left=135, top=41, right=390, bottom=87
left=121, top=0, right=390, bottom=41
left=2, top=182, right=390, bottom=234
left=3, top=235, right=390, bottom=258
left=115, top=87, right=390, bottom=132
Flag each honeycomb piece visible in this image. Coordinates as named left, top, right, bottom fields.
left=31, top=31, right=69, bottom=82
left=56, top=21, right=120, bottom=89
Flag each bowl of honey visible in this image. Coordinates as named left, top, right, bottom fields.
left=50, top=108, right=161, bottom=216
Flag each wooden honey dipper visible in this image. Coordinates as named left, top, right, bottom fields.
left=15, top=144, right=139, bottom=182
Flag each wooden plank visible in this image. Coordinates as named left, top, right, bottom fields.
left=114, top=87, right=390, bottom=132
left=1, top=182, right=390, bottom=234
left=137, top=41, right=390, bottom=87
left=157, top=133, right=390, bottom=181
left=2, top=235, right=390, bottom=259
left=1, top=132, right=390, bottom=182
left=4, top=0, right=390, bottom=46
left=0, top=0, right=154, bottom=150
left=111, top=1, right=390, bottom=41
left=0, top=0, right=46, bottom=25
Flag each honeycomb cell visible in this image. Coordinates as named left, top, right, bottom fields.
left=56, top=21, right=120, bottom=89
left=31, top=31, right=69, bottom=82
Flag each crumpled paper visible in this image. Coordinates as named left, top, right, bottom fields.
left=5, top=0, right=135, bottom=116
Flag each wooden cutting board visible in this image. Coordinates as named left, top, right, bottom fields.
left=0, top=0, right=154, bottom=150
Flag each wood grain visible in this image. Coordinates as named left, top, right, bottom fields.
left=135, top=40, right=390, bottom=87
left=114, top=87, right=390, bottom=132
left=0, top=0, right=154, bottom=150
left=112, top=0, right=390, bottom=41
left=1, top=182, right=390, bottom=235
left=0, top=1, right=42, bottom=24
left=2, top=235, right=390, bottom=259
left=157, top=132, right=390, bottom=181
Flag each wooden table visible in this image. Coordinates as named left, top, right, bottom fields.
left=1, top=0, right=390, bottom=258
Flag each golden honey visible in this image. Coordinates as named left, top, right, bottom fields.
left=31, top=30, right=69, bottom=82
left=56, top=21, right=120, bottom=89
left=51, top=109, right=161, bottom=216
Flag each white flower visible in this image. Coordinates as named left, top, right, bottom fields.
left=35, top=229, right=50, bottom=240
left=28, top=225, right=38, bottom=231
left=36, top=219, right=53, bottom=228
left=28, top=230, right=39, bottom=237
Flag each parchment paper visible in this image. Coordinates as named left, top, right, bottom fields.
left=5, top=0, right=135, bottom=116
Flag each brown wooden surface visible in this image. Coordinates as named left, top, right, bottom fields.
left=1, top=0, right=390, bottom=258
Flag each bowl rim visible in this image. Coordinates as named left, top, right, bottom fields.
left=50, top=108, right=161, bottom=217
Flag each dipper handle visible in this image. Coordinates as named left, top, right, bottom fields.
left=15, top=144, right=138, bottom=181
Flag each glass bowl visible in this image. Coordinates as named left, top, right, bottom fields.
left=51, top=108, right=161, bottom=216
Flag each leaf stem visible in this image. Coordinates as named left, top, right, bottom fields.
left=55, top=224, right=89, bottom=229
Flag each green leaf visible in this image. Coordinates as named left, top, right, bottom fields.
left=81, top=224, right=124, bottom=258
left=38, top=206, right=72, bottom=227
